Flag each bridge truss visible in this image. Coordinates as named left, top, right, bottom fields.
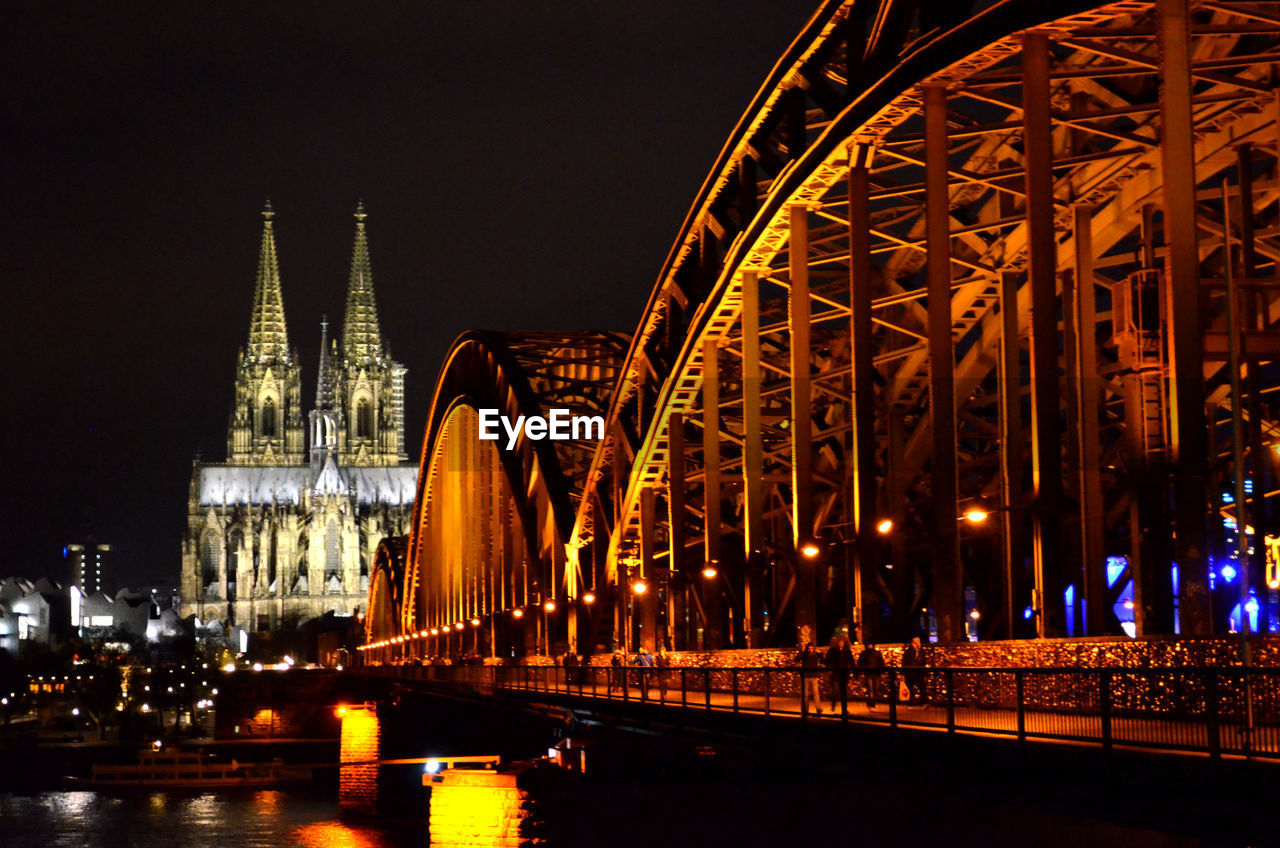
left=366, top=0, right=1280, bottom=661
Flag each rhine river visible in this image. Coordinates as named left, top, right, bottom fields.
left=0, top=776, right=1251, bottom=847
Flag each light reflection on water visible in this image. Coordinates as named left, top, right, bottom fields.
left=1, top=789, right=418, bottom=848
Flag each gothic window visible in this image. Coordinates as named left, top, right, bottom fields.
left=356, top=399, right=372, bottom=439
left=227, top=530, right=243, bottom=601
left=200, top=533, right=221, bottom=592
left=261, top=397, right=277, bottom=437
left=324, top=520, right=340, bottom=587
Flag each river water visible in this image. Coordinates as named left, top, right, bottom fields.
left=0, top=788, right=421, bottom=848
left=0, top=775, right=1250, bottom=848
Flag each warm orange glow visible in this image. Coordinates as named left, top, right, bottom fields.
left=431, top=627, right=440, bottom=635
left=583, top=592, right=596, bottom=604
left=964, top=509, right=989, bottom=524
left=338, top=704, right=380, bottom=815
left=876, top=518, right=894, bottom=534
left=419, top=630, right=428, bottom=638
left=513, top=608, right=524, bottom=618
left=335, top=705, right=348, bottom=717
left=632, top=580, right=648, bottom=595
left=544, top=600, right=556, bottom=613
left=295, top=821, right=382, bottom=848
left=470, top=618, right=481, bottom=626
left=428, top=772, right=525, bottom=845
left=969, top=609, right=981, bottom=620
left=702, top=566, right=718, bottom=579
left=800, top=542, right=821, bottom=558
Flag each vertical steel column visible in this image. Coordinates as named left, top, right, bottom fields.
left=924, top=83, right=962, bottom=642
left=639, top=486, right=657, bottom=652
left=1158, top=0, right=1211, bottom=634
left=741, top=270, right=765, bottom=647
left=702, top=338, right=725, bottom=649
left=1239, top=143, right=1271, bottom=633
left=1023, top=31, right=1066, bottom=638
left=849, top=148, right=879, bottom=641
left=1074, top=205, right=1107, bottom=635
left=667, top=410, right=686, bottom=649
left=999, top=270, right=1026, bottom=639
left=789, top=203, right=817, bottom=644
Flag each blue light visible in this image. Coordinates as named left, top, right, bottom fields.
left=1245, top=479, right=1254, bottom=494
left=1106, top=556, right=1128, bottom=588
left=1245, top=598, right=1260, bottom=614
left=1023, top=606, right=1034, bottom=621
left=424, top=759, right=441, bottom=774
left=1223, top=492, right=1235, bottom=504
left=1221, top=564, right=1237, bottom=582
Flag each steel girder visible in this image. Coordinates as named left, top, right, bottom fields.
left=571, top=0, right=1280, bottom=649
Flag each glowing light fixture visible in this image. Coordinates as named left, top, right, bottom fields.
left=335, top=705, right=348, bottom=717
left=470, top=618, right=481, bottom=627
left=431, top=627, right=439, bottom=635
left=969, top=609, right=981, bottom=621
left=632, top=580, right=648, bottom=595
left=876, top=519, right=894, bottom=535
left=963, top=509, right=989, bottom=524
left=222, top=663, right=236, bottom=673
left=702, top=566, right=718, bottom=579
left=513, top=608, right=524, bottom=618
left=544, top=601, right=556, bottom=613
left=583, top=592, right=596, bottom=604
left=799, top=542, right=821, bottom=558
left=1221, top=564, right=1238, bottom=582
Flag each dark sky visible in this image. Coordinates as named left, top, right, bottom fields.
left=2, top=2, right=818, bottom=586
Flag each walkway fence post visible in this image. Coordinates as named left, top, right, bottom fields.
left=764, top=668, right=771, bottom=716
left=681, top=669, right=688, bottom=709
left=1016, top=669, right=1026, bottom=741
left=732, top=669, right=740, bottom=713
left=1206, top=669, right=1220, bottom=758
left=704, top=668, right=712, bottom=710
left=888, top=669, right=898, bottom=728
left=1100, top=668, right=1113, bottom=751
left=945, top=669, right=955, bottom=733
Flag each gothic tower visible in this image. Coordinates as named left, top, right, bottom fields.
left=335, top=202, right=408, bottom=466
left=228, top=202, right=305, bottom=465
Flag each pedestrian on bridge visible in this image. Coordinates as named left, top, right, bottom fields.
left=795, top=643, right=823, bottom=717
left=825, top=635, right=855, bottom=716
left=655, top=644, right=671, bottom=699
left=858, top=642, right=886, bottom=710
left=608, top=649, right=625, bottom=696
left=633, top=647, right=655, bottom=697
left=902, top=636, right=927, bottom=706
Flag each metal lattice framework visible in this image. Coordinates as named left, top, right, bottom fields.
left=363, top=0, right=1280, bottom=662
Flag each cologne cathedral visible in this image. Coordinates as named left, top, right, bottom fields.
left=180, top=203, right=417, bottom=634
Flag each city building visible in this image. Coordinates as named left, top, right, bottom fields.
left=180, top=203, right=417, bottom=634
left=64, top=541, right=113, bottom=596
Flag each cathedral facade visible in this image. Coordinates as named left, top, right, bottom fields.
left=180, top=203, right=417, bottom=633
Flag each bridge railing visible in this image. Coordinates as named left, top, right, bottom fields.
left=355, top=662, right=1280, bottom=760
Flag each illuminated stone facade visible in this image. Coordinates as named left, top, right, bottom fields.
left=180, top=204, right=417, bottom=633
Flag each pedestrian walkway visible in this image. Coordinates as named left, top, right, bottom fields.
left=360, top=662, right=1280, bottom=761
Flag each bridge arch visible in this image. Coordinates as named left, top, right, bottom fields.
left=365, top=0, right=1280, bottom=662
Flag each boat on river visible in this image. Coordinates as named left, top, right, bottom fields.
left=64, top=746, right=312, bottom=790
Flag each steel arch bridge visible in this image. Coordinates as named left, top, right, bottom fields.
left=364, top=0, right=1280, bottom=663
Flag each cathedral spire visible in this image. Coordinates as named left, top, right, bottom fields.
left=247, top=200, right=290, bottom=362
left=342, top=201, right=384, bottom=364
left=316, top=316, right=336, bottom=411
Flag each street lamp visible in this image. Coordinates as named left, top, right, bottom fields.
left=583, top=591, right=596, bottom=604
left=875, top=518, right=894, bottom=535
left=963, top=509, right=990, bottom=524
left=702, top=565, right=718, bottom=579
left=799, top=541, right=822, bottom=559
left=544, top=600, right=556, bottom=613
left=632, top=580, right=648, bottom=595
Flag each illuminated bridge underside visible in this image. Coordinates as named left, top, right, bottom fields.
left=369, top=0, right=1280, bottom=659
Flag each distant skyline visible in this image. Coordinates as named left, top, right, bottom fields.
left=2, top=2, right=818, bottom=585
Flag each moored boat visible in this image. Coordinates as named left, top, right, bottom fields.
left=63, top=746, right=311, bottom=790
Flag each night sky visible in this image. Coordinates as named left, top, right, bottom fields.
left=3, top=2, right=818, bottom=586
